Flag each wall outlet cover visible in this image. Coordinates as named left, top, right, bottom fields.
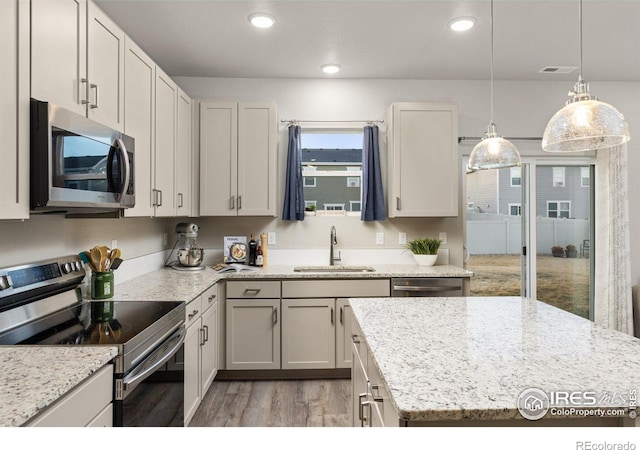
left=376, top=232, right=384, bottom=245
left=399, top=232, right=407, bottom=245
left=268, top=232, right=276, bottom=245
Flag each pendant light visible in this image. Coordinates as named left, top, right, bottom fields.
left=468, top=0, right=521, bottom=171
left=542, top=0, right=629, bottom=153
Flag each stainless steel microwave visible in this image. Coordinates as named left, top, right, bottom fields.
left=30, top=99, right=135, bottom=213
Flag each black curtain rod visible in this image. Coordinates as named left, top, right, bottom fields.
left=458, top=136, right=542, bottom=143
left=281, top=119, right=384, bottom=124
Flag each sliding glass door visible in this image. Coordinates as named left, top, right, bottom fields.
left=465, top=156, right=594, bottom=320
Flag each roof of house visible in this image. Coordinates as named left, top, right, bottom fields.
left=302, top=148, right=362, bottom=163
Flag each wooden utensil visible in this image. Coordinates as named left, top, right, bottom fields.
left=89, top=247, right=102, bottom=272
left=110, top=248, right=121, bottom=261
left=98, top=246, right=109, bottom=272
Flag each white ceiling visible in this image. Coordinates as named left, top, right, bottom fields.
left=95, top=0, right=640, bottom=81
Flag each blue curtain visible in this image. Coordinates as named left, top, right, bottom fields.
left=282, top=125, right=305, bottom=221
left=361, top=125, right=386, bottom=221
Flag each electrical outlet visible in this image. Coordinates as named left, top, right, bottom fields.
left=163, top=233, right=168, bottom=247
left=111, top=239, right=118, bottom=250
left=376, top=232, right=384, bottom=245
left=268, top=232, right=276, bottom=245
left=439, top=232, right=447, bottom=244
left=399, top=232, right=407, bottom=245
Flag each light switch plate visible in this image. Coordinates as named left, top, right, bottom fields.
left=399, top=232, right=407, bottom=245
left=268, top=232, right=276, bottom=245
left=439, top=232, right=447, bottom=244
left=376, top=232, right=384, bottom=245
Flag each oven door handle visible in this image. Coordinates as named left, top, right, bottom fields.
left=120, top=326, right=186, bottom=392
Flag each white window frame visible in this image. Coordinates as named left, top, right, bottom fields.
left=304, top=200, right=317, bottom=208
left=552, top=167, right=566, bottom=187
left=508, top=203, right=521, bottom=216
left=547, top=200, right=571, bottom=219
left=349, top=201, right=361, bottom=212
left=347, top=177, right=360, bottom=188
left=510, top=167, right=521, bottom=187
left=581, top=167, right=590, bottom=187
left=303, top=177, right=316, bottom=187
left=324, top=203, right=345, bottom=211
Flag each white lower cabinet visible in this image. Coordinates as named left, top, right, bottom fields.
left=26, top=364, right=114, bottom=427
left=282, top=299, right=336, bottom=370
left=184, top=284, right=219, bottom=426
left=336, top=299, right=353, bottom=369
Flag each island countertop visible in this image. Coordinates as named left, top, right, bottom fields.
left=349, top=296, right=640, bottom=423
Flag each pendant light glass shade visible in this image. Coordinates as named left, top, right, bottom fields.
left=468, top=0, right=521, bottom=171
left=542, top=80, right=630, bottom=152
left=468, top=123, right=521, bottom=170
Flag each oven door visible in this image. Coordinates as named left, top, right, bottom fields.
left=114, top=326, right=185, bottom=427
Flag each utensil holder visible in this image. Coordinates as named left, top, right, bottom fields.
left=91, top=271, right=114, bottom=299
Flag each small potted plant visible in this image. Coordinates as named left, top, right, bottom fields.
left=565, top=244, right=577, bottom=258
left=304, top=204, right=316, bottom=216
left=405, top=238, right=441, bottom=266
left=551, top=246, right=565, bottom=257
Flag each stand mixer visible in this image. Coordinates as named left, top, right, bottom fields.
left=165, top=223, right=205, bottom=271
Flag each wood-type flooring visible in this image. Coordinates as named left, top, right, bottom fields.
left=189, top=379, right=351, bottom=427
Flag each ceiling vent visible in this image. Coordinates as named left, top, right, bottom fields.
left=538, top=66, right=578, bottom=74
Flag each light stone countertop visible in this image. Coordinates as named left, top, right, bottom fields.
left=350, top=296, right=640, bottom=423
left=0, top=346, right=118, bottom=427
left=112, top=264, right=473, bottom=304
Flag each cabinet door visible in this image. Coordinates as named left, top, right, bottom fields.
left=237, top=102, right=277, bottom=216
left=0, top=0, right=29, bottom=220
left=123, top=38, right=155, bottom=217
left=351, top=340, right=369, bottom=427
left=226, top=299, right=280, bottom=370
left=87, top=1, right=124, bottom=131
left=281, top=299, right=335, bottom=370
left=31, top=0, right=87, bottom=115
left=199, top=102, right=238, bottom=216
left=336, top=299, right=353, bottom=369
left=200, top=300, right=218, bottom=395
left=388, top=103, right=459, bottom=217
left=154, top=68, right=177, bottom=217
left=184, top=321, right=201, bottom=426
left=176, top=88, right=192, bottom=216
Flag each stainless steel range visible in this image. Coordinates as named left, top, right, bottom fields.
left=0, top=255, right=186, bottom=427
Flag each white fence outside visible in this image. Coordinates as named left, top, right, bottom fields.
left=467, top=212, right=589, bottom=255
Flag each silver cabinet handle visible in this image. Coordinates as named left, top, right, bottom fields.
left=200, top=327, right=206, bottom=346
left=273, top=307, right=278, bottom=324
left=90, top=83, right=99, bottom=109
left=330, top=307, right=334, bottom=325
left=396, top=196, right=400, bottom=210
left=80, top=78, right=90, bottom=105
left=230, top=196, right=235, bottom=210
left=157, top=190, right=163, bottom=207
left=238, top=195, right=242, bottom=210
left=188, top=309, right=199, bottom=319
left=340, top=307, right=344, bottom=324
left=208, top=294, right=217, bottom=303
left=352, top=334, right=360, bottom=344
left=203, top=325, right=209, bottom=343
left=178, top=193, right=184, bottom=208
left=358, top=393, right=368, bottom=426
left=363, top=400, right=373, bottom=427
left=244, top=288, right=261, bottom=296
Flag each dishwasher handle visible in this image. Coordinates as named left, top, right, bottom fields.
left=392, top=285, right=461, bottom=292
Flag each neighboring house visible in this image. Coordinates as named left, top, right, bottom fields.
left=467, top=166, right=590, bottom=220
left=302, top=148, right=362, bottom=212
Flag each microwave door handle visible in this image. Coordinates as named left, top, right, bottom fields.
left=106, top=145, right=116, bottom=194
left=115, top=138, right=130, bottom=200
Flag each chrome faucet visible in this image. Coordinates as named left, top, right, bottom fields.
left=330, top=225, right=341, bottom=265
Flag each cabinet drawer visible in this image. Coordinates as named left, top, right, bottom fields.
left=202, top=284, right=219, bottom=312
left=282, top=279, right=390, bottom=298
left=227, top=281, right=280, bottom=298
left=185, top=295, right=203, bottom=327
left=27, top=364, right=113, bottom=427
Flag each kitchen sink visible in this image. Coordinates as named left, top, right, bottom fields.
left=293, top=265, right=376, bottom=273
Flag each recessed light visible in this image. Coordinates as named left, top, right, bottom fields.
left=321, top=64, right=341, bottom=74
left=448, top=17, right=476, bottom=32
left=249, top=13, right=276, bottom=29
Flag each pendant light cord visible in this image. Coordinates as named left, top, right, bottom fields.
left=489, top=0, right=494, bottom=125
left=578, top=0, right=583, bottom=81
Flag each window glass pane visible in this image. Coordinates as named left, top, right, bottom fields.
left=510, top=167, right=521, bottom=186
left=552, top=167, right=566, bottom=187
left=301, top=131, right=363, bottom=213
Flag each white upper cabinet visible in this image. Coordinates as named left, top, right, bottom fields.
left=0, top=0, right=29, bottom=220
left=86, top=1, right=125, bottom=131
left=123, top=37, right=155, bottom=217
left=154, top=67, right=178, bottom=217
left=176, top=88, right=193, bottom=216
left=31, top=0, right=125, bottom=131
left=200, top=101, right=277, bottom=217
left=387, top=102, right=459, bottom=217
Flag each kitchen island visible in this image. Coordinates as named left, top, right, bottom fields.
left=350, top=296, right=640, bottom=426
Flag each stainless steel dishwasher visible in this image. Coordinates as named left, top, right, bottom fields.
left=391, top=278, right=464, bottom=297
